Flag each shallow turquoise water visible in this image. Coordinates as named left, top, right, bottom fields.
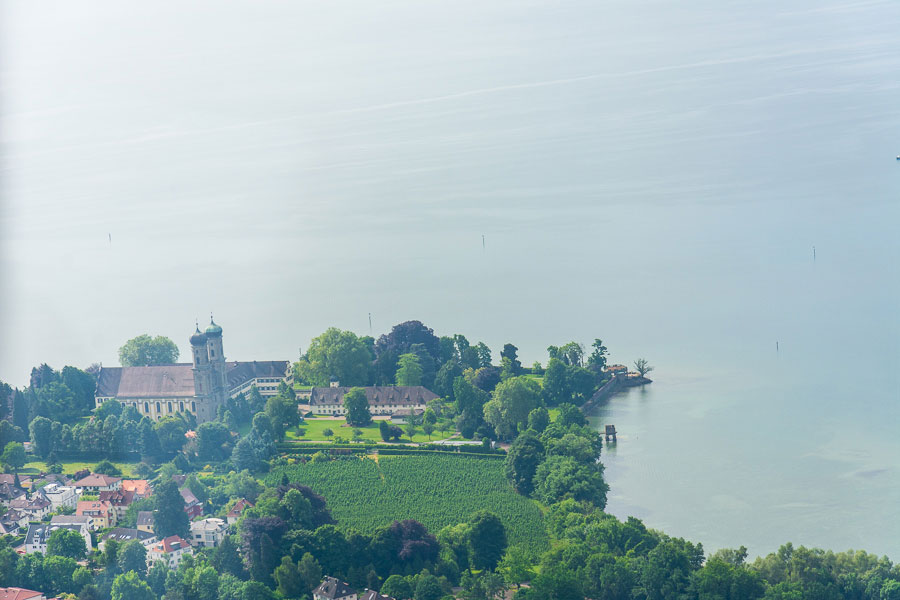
left=2, top=0, right=898, bottom=558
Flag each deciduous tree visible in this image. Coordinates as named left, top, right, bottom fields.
left=343, top=387, right=372, bottom=426
left=533, top=455, right=608, bottom=509
left=634, top=358, right=654, bottom=378
left=47, top=527, right=87, bottom=560
left=467, top=511, right=507, bottom=571
left=396, top=353, right=424, bottom=386
left=265, top=394, right=299, bottom=441
left=111, top=571, right=155, bottom=600
left=117, top=540, right=147, bottom=577
left=0, top=442, right=25, bottom=472
left=118, top=335, right=179, bottom=367
left=505, top=430, right=545, bottom=495
left=293, top=328, right=374, bottom=386
left=500, top=344, right=522, bottom=375
left=483, top=377, right=543, bottom=440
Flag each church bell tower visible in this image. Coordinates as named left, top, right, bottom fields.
left=189, top=324, right=214, bottom=421
left=204, top=316, right=227, bottom=417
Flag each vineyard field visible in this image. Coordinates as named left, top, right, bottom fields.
left=266, top=454, right=549, bottom=555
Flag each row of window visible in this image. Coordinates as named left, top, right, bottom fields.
left=123, top=400, right=196, bottom=416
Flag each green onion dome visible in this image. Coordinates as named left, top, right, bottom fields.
left=189, top=326, right=207, bottom=346
left=205, top=318, right=223, bottom=337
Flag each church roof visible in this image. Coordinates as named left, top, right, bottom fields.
left=97, top=361, right=288, bottom=401
left=97, top=365, right=195, bottom=398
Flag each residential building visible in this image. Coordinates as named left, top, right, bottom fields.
left=24, top=523, right=92, bottom=554
left=99, top=528, right=156, bottom=551
left=0, top=474, right=33, bottom=492
left=389, top=408, right=425, bottom=424
left=121, top=479, right=152, bottom=499
left=73, top=474, right=122, bottom=493
left=147, top=535, right=193, bottom=569
left=312, top=577, right=357, bottom=600
left=37, top=482, right=78, bottom=512
left=189, top=518, right=227, bottom=548
left=0, top=482, right=26, bottom=506
left=307, top=386, right=438, bottom=417
left=0, top=510, right=27, bottom=535
left=51, top=515, right=95, bottom=531
left=360, top=591, right=395, bottom=600
left=94, top=320, right=291, bottom=423
left=226, top=499, right=253, bottom=525
left=137, top=511, right=155, bottom=533
left=0, top=588, right=45, bottom=600
left=99, top=489, right=136, bottom=522
left=180, top=487, right=203, bottom=519
left=77, top=500, right=115, bottom=529
left=7, top=497, right=51, bottom=521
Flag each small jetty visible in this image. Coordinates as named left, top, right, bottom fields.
left=604, top=424, right=617, bottom=442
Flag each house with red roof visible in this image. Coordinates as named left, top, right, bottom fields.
left=99, top=489, right=136, bottom=522
left=121, top=479, right=152, bottom=499
left=180, top=487, right=203, bottom=519
left=77, top=500, right=115, bottom=529
left=226, top=498, right=254, bottom=525
left=74, top=474, right=122, bottom=493
left=147, top=535, right=193, bottom=569
left=0, top=587, right=45, bottom=600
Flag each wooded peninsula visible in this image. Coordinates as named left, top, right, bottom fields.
left=0, top=320, right=895, bottom=600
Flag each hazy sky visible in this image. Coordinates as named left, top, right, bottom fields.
left=2, top=0, right=899, bottom=557
left=3, top=0, right=896, bottom=388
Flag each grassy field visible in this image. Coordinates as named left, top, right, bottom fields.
left=21, top=460, right=143, bottom=478
left=267, top=454, right=549, bottom=555
left=285, top=417, right=456, bottom=444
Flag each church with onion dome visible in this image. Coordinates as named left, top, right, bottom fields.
left=94, top=318, right=291, bottom=423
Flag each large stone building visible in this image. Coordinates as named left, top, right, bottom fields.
left=307, top=385, right=438, bottom=417
left=95, top=319, right=291, bottom=423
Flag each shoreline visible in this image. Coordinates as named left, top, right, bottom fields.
left=581, top=373, right=652, bottom=413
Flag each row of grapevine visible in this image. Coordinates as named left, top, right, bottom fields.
left=266, top=454, right=549, bottom=555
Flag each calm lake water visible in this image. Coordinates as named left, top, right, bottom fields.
left=2, top=0, right=898, bottom=558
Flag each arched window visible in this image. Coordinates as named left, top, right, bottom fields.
left=156, top=402, right=161, bottom=414
left=191, top=402, right=196, bottom=412
left=168, top=402, right=173, bottom=413
left=180, top=402, right=184, bottom=412
left=144, top=402, right=149, bottom=413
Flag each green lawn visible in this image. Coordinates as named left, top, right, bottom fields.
left=21, top=460, right=143, bottom=478
left=285, top=417, right=455, bottom=444
left=523, top=373, right=545, bottom=386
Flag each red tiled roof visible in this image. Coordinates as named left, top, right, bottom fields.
left=227, top=498, right=253, bottom=517
left=0, top=587, right=44, bottom=600
left=154, top=535, right=190, bottom=553
left=99, top=489, right=135, bottom=506
left=74, top=474, right=121, bottom=488
left=121, top=480, right=151, bottom=496
left=77, top=500, right=112, bottom=516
